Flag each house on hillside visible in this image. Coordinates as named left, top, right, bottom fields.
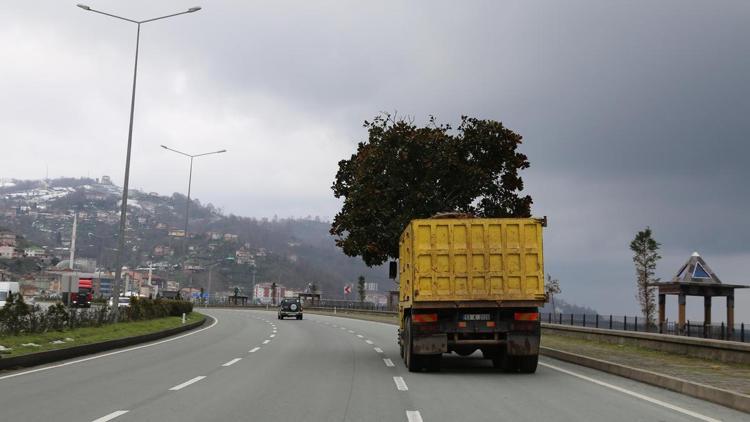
left=0, top=231, right=17, bottom=247
left=223, top=233, right=238, bottom=242
left=0, top=245, right=23, bottom=259
left=153, top=245, right=173, bottom=257
left=168, top=229, right=185, bottom=238
left=235, top=247, right=254, bottom=265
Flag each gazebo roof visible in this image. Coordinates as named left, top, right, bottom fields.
left=672, top=251, right=722, bottom=284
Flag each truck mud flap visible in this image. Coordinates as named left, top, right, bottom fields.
left=413, top=334, right=448, bottom=355
left=507, top=334, right=540, bottom=356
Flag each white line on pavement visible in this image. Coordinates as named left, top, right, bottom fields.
left=374, top=347, right=384, bottom=353
left=340, top=327, right=346, bottom=330
left=91, top=410, right=129, bottom=422
left=406, top=410, right=423, bottom=422
left=540, top=362, right=720, bottom=422
left=0, top=315, right=220, bottom=382
left=348, top=330, right=355, bottom=333
left=222, top=358, right=242, bottom=367
left=249, top=347, right=260, bottom=353
left=169, top=376, right=206, bottom=391
left=393, top=376, right=409, bottom=391
left=270, top=334, right=276, bottom=338
left=263, top=340, right=270, bottom=344
left=356, top=334, right=364, bottom=338
left=365, top=340, right=374, bottom=344
left=384, top=358, right=395, bottom=367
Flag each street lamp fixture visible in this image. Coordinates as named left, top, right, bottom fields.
left=77, top=4, right=201, bottom=317
left=161, top=145, right=227, bottom=274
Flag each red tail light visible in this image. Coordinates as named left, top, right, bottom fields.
left=514, top=312, right=539, bottom=321
left=457, top=321, right=467, bottom=328
left=412, top=313, right=438, bottom=323
left=486, top=321, right=496, bottom=327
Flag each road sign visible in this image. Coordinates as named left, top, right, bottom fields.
left=344, top=284, right=352, bottom=294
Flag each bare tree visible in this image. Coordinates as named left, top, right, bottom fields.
left=630, top=227, right=661, bottom=328
left=545, top=274, right=561, bottom=314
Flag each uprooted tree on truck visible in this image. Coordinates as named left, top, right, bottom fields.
left=330, top=114, right=533, bottom=267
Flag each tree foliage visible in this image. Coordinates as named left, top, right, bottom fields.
left=545, top=274, right=561, bottom=313
left=630, top=227, right=661, bottom=327
left=331, top=114, right=532, bottom=266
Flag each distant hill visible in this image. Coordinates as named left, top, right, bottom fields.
left=0, top=177, right=390, bottom=297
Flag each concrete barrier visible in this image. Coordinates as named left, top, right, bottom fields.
left=0, top=315, right=210, bottom=371
left=542, top=346, right=750, bottom=413
left=542, top=323, right=750, bottom=364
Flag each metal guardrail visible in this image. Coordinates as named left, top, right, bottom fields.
left=541, top=312, right=747, bottom=343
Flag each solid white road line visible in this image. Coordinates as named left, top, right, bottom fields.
left=374, top=347, right=384, bottom=353
left=249, top=347, right=260, bottom=353
left=540, top=362, right=720, bottom=422
left=91, top=410, right=129, bottom=422
left=169, top=376, right=206, bottom=391
left=0, top=315, right=219, bottom=382
left=384, top=358, right=395, bottom=367
left=393, top=376, right=409, bottom=391
left=222, top=358, right=242, bottom=367
left=365, top=340, right=374, bottom=344
left=263, top=340, right=270, bottom=344
left=406, top=410, right=424, bottom=422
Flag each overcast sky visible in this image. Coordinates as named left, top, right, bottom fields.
left=3, top=1, right=749, bottom=320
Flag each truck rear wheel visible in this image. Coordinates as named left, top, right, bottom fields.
left=404, top=316, right=441, bottom=372
left=517, top=355, right=538, bottom=373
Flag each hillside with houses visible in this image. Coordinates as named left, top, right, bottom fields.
left=0, top=177, right=389, bottom=303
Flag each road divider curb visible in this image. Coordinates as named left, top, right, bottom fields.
left=540, top=346, right=750, bottom=413
left=0, top=314, right=210, bottom=371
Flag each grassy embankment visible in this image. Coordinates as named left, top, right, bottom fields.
left=0, top=312, right=204, bottom=358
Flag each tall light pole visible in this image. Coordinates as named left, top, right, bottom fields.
left=161, top=145, right=226, bottom=273
left=77, top=4, right=202, bottom=316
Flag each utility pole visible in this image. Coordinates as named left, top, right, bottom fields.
left=69, top=212, right=78, bottom=270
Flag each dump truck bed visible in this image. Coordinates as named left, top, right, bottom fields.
left=399, top=218, right=546, bottom=304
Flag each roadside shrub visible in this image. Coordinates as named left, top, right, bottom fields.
left=0, top=296, right=194, bottom=337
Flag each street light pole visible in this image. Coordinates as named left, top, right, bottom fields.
left=160, top=145, right=226, bottom=271
left=77, top=4, right=202, bottom=318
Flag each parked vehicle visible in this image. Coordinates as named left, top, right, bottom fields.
left=108, top=296, right=133, bottom=308
left=278, top=298, right=303, bottom=320
left=394, top=217, right=547, bottom=373
left=0, top=281, right=20, bottom=307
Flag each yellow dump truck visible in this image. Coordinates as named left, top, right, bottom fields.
left=392, top=216, right=547, bottom=372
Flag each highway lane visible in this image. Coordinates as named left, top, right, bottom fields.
left=0, top=308, right=747, bottom=421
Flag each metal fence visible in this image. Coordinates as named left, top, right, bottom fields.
left=541, top=312, right=747, bottom=343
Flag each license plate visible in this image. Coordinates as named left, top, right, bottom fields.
left=462, top=314, right=491, bottom=321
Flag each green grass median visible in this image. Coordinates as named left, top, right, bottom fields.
left=0, top=312, right=204, bottom=358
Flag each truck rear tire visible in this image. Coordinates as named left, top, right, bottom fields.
left=517, top=355, right=538, bottom=373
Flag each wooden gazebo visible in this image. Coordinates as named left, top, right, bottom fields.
left=651, top=252, right=747, bottom=336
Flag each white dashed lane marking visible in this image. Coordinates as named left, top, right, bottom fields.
left=169, top=376, right=206, bottom=391
left=222, top=358, right=242, bottom=367
left=365, top=340, right=373, bottom=344
left=406, top=411, right=423, bottom=422
left=249, top=347, right=260, bottom=353
left=374, top=347, right=384, bottom=353
left=263, top=340, right=270, bottom=344
left=270, top=334, right=276, bottom=338
left=356, top=334, right=364, bottom=338
left=393, top=376, right=408, bottom=391
left=384, top=358, right=395, bottom=367
left=91, top=410, right=129, bottom=422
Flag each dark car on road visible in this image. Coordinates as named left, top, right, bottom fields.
left=278, top=298, right=303, bottom=320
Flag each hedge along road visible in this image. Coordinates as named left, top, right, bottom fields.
left=0, top=309, right=747, bottom=422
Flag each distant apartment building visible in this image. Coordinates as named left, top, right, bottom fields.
left=207, top=232, right=223, bottom=241
left=223, top=233, right=239, bottom=242
left=0, top=245, right=23, bottom=259
left=0, top=232, right=17, bottom=247
left=168, top=229, right=186, bottom=238
left=153, top=245, right=173, bottom=257
left=235, top=247, right=254, bottom=265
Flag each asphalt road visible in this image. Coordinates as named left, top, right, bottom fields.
left=0, top=308, right=746, bottom=422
